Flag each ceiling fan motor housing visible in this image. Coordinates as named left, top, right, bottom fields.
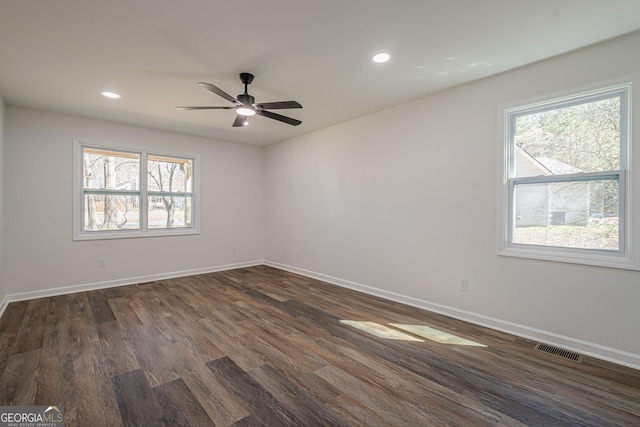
left=237, top=93, right=255, bottom=106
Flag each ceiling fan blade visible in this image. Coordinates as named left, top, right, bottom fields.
left=254, top=101, right=302, bottom=110
left=175, top=106, right=236, bottom=110
left=255, top=110, right=302, bottom=126
left=197, top=82, right=240, bottom=105
left=232, top=115, right=247, bottom=127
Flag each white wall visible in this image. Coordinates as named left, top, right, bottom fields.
left=0, top=94, right=5, bottom=304
left=264, top=31, right=640, bottom=366
left=3, top=107, right=264, bottom=295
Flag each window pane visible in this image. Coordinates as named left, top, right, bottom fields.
left=147, top=155, right=193, bottom=193
left=513, top=179, right=618, bottom=250
left=84, top=194, right=140, bottom=231
left=514, top=96, right=620, bottom=178
left=83, top=148, right=140, bottom=190
left=148, top=196, right=192, bottom=229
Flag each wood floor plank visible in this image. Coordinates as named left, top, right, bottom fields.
left=153, top=378, right=213, bottom=427
left=127, top=296, right=159, bottom=326
left=41, top=314, right=62, bottom=358
left=155, top=280, right=212, bottom=321
left=237, top=317, right=327, bottom=372
left=96, top=320, right=140, bottom=377
left=34, top=355, right=62, bottom=405
left=228, top=328, right=344, bottom=405
left=249, top=363, right=350, bottom=427
left=288, top=330, right=503, bottom=425
left=198, top=317, right=263, bottom=371
left=180, top=368, right=250, bottom=426
left=112, top=369, right=167, bottom=427
left=108, top=297, right=143, bottom=328
left=0, top=301, right=29, bottom=335
left=66, top=292, right=93, bottom=322
left=132, top=339, right=181, bottom=388
left=87, top=290, right=117, bottom=324
left=206, top=356, right=303, bottom=426
left=64, top=316, right=123, bottom=427
left=0, top=301, right=28, bottom=378
left=316, top=363, right=438, bottom=426
left=157, top=314, right=225, bottom=365
left=321, top=391, right=399, bottom=427
left=0, top=349, right=41, bottom=404
left=10, top=298, right=49, bottom=355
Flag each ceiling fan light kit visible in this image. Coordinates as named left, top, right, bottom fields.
left=176, top=72, right=302, bottom=127
left=236, top=107, right=256, bottom=117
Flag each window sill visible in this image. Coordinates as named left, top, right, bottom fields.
left=498, top=244, right=639, bottom=270
left=73, top=227, right=200, bottom=241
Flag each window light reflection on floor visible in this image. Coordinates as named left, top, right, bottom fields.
left=389, top=324, right=487, bottom=347
left=340, top=320, right=487, bottom=347
left=339, top=320, right=424, bottom=341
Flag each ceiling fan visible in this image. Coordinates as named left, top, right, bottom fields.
left=176, top=72, right=302, bottom=127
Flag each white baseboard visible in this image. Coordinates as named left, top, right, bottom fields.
left=0, top=260, right=263, bottom=307
left=264, top=260, right=640, bottom=371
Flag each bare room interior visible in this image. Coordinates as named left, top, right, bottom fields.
left=1, top=1, right=639, bottom=426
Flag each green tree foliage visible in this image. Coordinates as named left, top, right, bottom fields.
left=514, top=96, right=621, bottom=217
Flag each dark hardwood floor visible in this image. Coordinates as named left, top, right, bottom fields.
left=0, top=265, right=639, bottom=426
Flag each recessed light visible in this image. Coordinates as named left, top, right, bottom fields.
left=372, top=52, right=390, bottom=63
left=101, top=91, right=121, bottom=99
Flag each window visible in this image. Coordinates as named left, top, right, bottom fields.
left=73, top=140, right=199, bottom=240
left=498, top=80, right=639, bottom=269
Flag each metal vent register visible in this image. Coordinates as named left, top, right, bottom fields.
left=534, top=343, right=584, bottom=363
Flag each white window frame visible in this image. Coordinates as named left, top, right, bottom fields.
left=73, top=139, right=200, bottom=240
left=497, top=77, right=639, bottom=270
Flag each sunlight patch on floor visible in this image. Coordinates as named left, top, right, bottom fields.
left=339, top=320, right=424, bottom=341
left=389, top=324, right=486, bottom=347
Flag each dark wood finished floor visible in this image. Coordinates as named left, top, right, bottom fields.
left=0, top=266, right=639, bottom=426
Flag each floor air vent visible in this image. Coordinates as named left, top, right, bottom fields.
left=534, top=343, right=583, bottom=363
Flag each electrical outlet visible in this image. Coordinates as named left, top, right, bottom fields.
left=283, top=247, right=287, bottom=255
left=99, top=258, right=107, bottom=268
left=232, top=247, right=237, bottom=254
left=296, top=248, right=301, bottom=257
left=460, top=279, right=468, bottom=291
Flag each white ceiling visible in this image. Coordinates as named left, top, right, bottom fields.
left=1, top=1, right=640, bottom=146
